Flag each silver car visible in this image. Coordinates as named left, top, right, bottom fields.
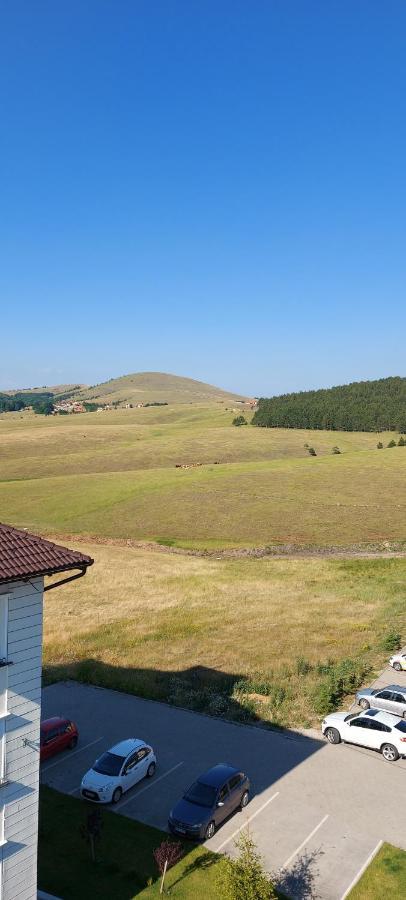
left=356, top=684, right=406, bottom=718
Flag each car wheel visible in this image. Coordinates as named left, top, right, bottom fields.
left=393, top=662, right=402, bottom=671
left=147, top=762, right=156, bottom=778
left=325, top=727, right=341, bottom=744
left=112, top=787, right=123, bottom=804
left=359, top=698, right=370, bottom=710
left=381, top=743, right=399, bottom=762
left=205, top=821, right=216, bottom=840
left=240, top=790, right=249, bottom=809
left=68, top=736, right=78, bottom=750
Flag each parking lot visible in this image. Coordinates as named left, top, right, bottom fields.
left=42, top=669, right=406, bottom=900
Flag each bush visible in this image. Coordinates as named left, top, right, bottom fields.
left=296, top=657, right=312, bottom=676
left=308, top=447, right=317, bottom=456
left=311, top=657, right=371, bottom=716
left=377, top=442, right=384, bottom=449
left=398, top=436, right=405, bottom=446
left=217, top=829, right=277, bottom=899
left=387, top=439, right=397, bottom=448
left=232, top=415, right=248, bottom=426
left=332, top=446, right=341, bottom=454
left=381, top=631, right=401, bottom=652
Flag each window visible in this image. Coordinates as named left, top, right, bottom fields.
left=376, top=691, right=392, bottom=700
left=218, top=784, right=229, bottom=802
left=124, top=752, right=139, bottom=771
left=228, top=774, right=242, bottom=791
left=394, top=721, right=406, bottom=734
left=136, top=748, right=149, bottom=762
left=350, top=719, right=369, bottom=728
left=43, top=729, right=59, bottom=744
left=368, top=720, right=390, bottom=732
left=392, top=694, right=406, bottom=704
left=184, top=782, right=217, bottom=808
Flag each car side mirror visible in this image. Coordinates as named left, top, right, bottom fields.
left=217, top=801, right=224, bottom=807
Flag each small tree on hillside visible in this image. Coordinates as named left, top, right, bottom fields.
left=232, top=415, right=248, bottom=426
left=217, top=829, right=276, bottom=900
left=398, top=436, right=405, bottom=446
left=308, top=447, right=317, bottom=456
left=387, top=439, right=397, bottom=448
left=332, top=446, right=341, bottom=454
left=377, top=442, right=384, bottom=449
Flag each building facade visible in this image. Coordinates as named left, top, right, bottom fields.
left=0, top=524, right=93, bottom=900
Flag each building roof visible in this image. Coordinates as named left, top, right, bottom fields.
left=0, top=523, right=93, bottom=585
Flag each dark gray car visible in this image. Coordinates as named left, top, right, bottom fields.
left=356, top=685, right=406, bottom=718
left=168, top=763, right=250, bottom=841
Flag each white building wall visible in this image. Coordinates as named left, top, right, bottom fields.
left=0, top=578, right=43, bottom=900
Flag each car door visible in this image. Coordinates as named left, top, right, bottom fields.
left=122, top=748, right=149, bottom=790
left=367, top=719, right=392, bottom=748
left=346, top=718, right=376, bottom=749
left=389, top=692, right=406, bottom=716
left=121, top=751, right=140, bottom=791
left=373, top=690, right=394, bottom=712
left=215, top=783, right=230, bottom=825
left=41, top=727, right=61, bottom=760
left=227, top=773, right=244, bottom=814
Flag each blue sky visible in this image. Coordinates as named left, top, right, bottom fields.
left=1, top=1, right=405, bottom=396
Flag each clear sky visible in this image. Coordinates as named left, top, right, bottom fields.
left=1, top=1, right=405, bottom=396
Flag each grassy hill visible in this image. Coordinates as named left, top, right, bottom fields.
left=72, top=371, right=248, bottom=405
left=0, top=400, right=404, bottom=547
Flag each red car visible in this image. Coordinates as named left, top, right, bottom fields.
left=40, top=717, right=79, bottom=761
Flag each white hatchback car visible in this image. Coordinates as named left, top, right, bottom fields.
left=389, top=652, right=406, bottom=672
left=81, top=738, right=156, bottom=803
left=322, top=708, right=406, bottom=761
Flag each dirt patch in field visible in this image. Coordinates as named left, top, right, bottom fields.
left=46, top=532, right=406, bottom=559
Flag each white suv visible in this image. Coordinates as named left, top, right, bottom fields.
left=322, top=708, right=406, bottom=761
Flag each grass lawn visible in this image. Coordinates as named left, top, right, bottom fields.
left=43, top=542, right=406, bottom=727
left=349, top=843, right=406, bottom=899
left=38, top=786, right=223, bottom=899
left=0, top=403, right=404, bottom=548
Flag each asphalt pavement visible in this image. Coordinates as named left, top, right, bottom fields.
left=41, top=669, right=406, bottom=900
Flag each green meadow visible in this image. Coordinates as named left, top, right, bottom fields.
left=0, top=403, right=404, bottom=548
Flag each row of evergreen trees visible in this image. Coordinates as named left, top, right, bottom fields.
left=252, top=376, right=406, bottom=433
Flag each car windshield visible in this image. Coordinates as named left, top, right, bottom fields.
left=344, top=713, right=358, bottom=722
left=184, top=780, right=217, bottom=808
left=394, top=721, right=406, bottom=733
left=93, top=752, right=125, bottom=776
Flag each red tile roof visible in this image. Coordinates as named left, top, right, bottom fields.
left=0, top=523, right=93, bottom=585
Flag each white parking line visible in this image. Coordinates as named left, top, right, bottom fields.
left=281, top=814, right=329, bottom=870
left=41, top=737, right=104, bottom=773
left=115, top=761, right=184, bottom=811
left=215, top=791, right=280, bottom=853
left=340, top=839, right=383, bottom=900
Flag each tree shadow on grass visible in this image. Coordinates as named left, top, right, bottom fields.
left=168, top=850, right=221, bottom=889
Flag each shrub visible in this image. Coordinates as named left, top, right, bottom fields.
left=311, top=657, right=371, bottom=716
left=387, top=439, right=397, bottom=448
left=217, top=829, right=277, bottom=899
left=381, top=631, right=401, bottom=652
left=232, top=415, right=248, bottom=426
left=377, top=441, right=384, bottom=449
left=296, top=657, right=312, bottom=676
left=398, top=436, right=405, bottom=446
left=308, top=447, right=317, bottom=456
left=332, top=446, right=341, bottom=454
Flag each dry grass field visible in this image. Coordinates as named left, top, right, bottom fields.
left=43, top=541, right=406, bottom=727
